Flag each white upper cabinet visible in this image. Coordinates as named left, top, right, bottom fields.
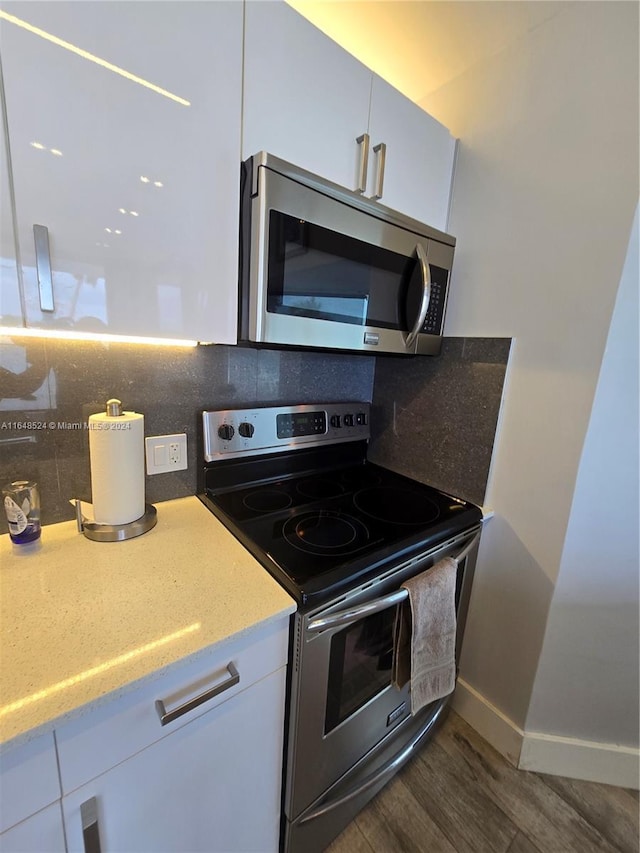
left=0, top=99, right=22, bottom=328
left=242, top=1, right=457, bottom=231
left=0, top=2, right=243, bottom=342
left=367, top=75, right=457, bottom=230
left=242, top=0, right=372, bottom=193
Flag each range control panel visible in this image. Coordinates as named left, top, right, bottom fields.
left=203, top=403, right=370, bottom=461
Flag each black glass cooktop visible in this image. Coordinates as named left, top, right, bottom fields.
left=202, top=448, right=481, bottom=606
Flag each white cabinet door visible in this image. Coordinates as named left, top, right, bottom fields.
left=0, top=732, right=61, bottom=836
left=0, top=804, right=65, bottom=853
left=0, top=2, right=242, bottom=343
left=0, top=732, right=63, bottom=853
left=0, top=89, right=22, bottom=328
left=243, top=0, right=372, bottom=192
left=367, top=75, right=457, bottom=230
left=62, top=668, right=286, bottom=853
left=56, top=617, right=290, bottom=794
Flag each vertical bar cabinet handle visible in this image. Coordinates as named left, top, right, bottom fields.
left=80, top=797, right=102, bottom=853
left=355, top=133, right=370, bottom=194
left=33, top=224, right=54, bottom=312
left=372, top=142, right=387, bottom=200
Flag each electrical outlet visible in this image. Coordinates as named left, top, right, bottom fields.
left=145, top=433, right=188, bottom=474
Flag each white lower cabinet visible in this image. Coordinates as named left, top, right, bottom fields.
left=0, top=732, right=64, bottom=852
left=56, top=617, right=290, bottom=853
left=0, top=617, right=290, bottom=853
left=62, top=668, right=286, bottom=852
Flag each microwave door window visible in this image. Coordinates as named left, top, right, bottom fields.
left=266, top=211, right=413, bottom=332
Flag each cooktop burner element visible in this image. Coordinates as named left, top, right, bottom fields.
left=339, top=468, right=383, bottom=489
left=353, top=486, right=440, bottom=525
left=243, top=489, right=293, bottom=513
left=296, top=478, right=345, bottom=500
left=200, top=403, right=482, bottom=606
left=283, top=510, right=371, bottom=556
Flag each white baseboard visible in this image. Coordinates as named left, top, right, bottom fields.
left=451, top=677, right=524, bottom=767
left=452, top=678, right=640, bottom=789
left=520, top=732, right=640, bottom=790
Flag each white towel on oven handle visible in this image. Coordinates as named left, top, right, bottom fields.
left=391, top=556, right=458, bottom=714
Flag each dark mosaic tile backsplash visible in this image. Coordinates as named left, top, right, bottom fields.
left=0, top=338, right=375, bottom=529
left=0, top=335, right=510, bottom=531
left=369, top=338, right=512, bottom=506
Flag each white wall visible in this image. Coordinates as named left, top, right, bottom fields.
left=525, top=206, right=639, bottom=747
left=420, top=0, right=638, bottom=737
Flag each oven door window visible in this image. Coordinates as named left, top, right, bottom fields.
left=325, top=609, right=396, bottom=734
left=266, top=210, right=422, bottom=332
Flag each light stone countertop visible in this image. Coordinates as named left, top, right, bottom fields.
left=0, top=496, right=296, bottom=751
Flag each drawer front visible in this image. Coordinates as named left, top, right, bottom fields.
left=0, top=733, right=61, bottom=833
left=56, top=616, right=289, bottom=793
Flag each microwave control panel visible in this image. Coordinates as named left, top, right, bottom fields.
left=421, top=265, right=449, bottom=335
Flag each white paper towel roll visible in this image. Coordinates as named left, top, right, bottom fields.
left=89, top=409, right=145, bottom=525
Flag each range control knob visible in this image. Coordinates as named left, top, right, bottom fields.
left=238, top=421, right=255, bottom=438
left=217, top=424, right=235, bottom=441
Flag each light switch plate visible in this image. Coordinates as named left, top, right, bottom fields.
left=145, top=433, right=188, bottom=474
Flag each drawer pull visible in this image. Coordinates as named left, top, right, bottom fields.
left=81, top=797, right=102, bottom=853
left=155, top=662, right=240, bottom=726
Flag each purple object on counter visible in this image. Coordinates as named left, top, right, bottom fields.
left=3, top=480, right=41, bottom=545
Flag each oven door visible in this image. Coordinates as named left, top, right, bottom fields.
left=284, top=527, right=480, bottom=822
left=242, top=161, right=454, bottom=355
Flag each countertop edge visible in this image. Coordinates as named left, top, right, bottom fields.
left=0, top=601, right=295, bottom=756
left=0, top=496, right=297, bottom=755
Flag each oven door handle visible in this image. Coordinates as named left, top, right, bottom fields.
left=298, top=695, right=448, bottom=826
left=307, top=530, right=480, bottom=634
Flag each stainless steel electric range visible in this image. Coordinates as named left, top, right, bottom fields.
left=199, top=402, right=482, bottom=853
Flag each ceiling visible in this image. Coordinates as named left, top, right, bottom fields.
left=287, top=1, right=571, bottom=106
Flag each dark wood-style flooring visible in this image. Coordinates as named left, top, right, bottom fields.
left=327, top=711, right=639, bottom=853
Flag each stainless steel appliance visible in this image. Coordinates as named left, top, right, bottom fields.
left=239, top=152, right=456, bottom=356
left=199, top=403, right=482, bottom=852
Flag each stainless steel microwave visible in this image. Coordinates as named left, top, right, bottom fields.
left=239, top=152, right=456, bottom=356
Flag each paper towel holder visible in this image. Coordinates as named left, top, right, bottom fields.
left=80, top=396, right=154, bottom=541
left=105, top=397, right=123, bottom=417
left=74, top=499, right=157, bottom=542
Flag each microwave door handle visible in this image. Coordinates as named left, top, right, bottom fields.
left=405, top=242, right=431, bottom=349
left=307, top=531, right=481, bottom=634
